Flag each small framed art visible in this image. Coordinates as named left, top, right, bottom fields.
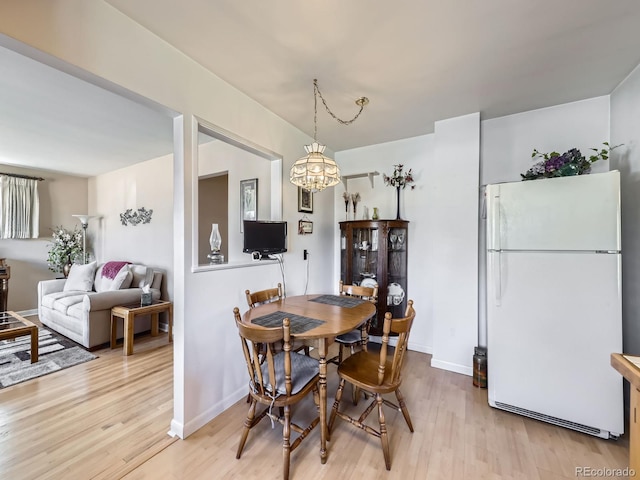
left=298, top=187, right=313, bottom=213
left=298, top=219, right=313, bottom=235
left=240, top=178, right=258, bottom=232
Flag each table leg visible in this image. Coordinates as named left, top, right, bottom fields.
left=318, top=338, right=328, bottom=464
left=125, top=312, right=135, bottom=355
left=30, top=326, right=38, bottom=363
left=168, top=304, right=173, bottom=343
left=151, top=313, right=159, bottom=336
left=110, top=315, right=118, bottom=349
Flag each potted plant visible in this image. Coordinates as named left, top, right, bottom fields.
left=46, top=226, right=84, bottom=276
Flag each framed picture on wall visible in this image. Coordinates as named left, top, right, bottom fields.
left=240, top=178, right=258, bottom=233
left=298, top=187, right=313, bottom=213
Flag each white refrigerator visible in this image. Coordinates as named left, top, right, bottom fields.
left=486, top=170, right=623, bottom=439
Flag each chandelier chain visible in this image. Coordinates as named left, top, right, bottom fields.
left=313, top=79, right=365, bottom=128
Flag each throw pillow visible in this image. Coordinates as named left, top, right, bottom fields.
left=95, top=262, right=133, bottom=292
left=63, top=261, right=98, bottom=292
left=130, top=264, right=154, bottom=288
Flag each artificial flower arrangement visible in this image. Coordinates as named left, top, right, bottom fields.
left=521, top=142, right=620, bottom=181
left=46, top=226, right=83, bottom=273
left=383, top=164, right=415, bottom=189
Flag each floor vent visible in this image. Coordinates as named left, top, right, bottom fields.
left=494, top=402, right=613, bottom=439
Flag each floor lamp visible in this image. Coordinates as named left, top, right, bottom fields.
left=72, top=215, right=96, bottom=264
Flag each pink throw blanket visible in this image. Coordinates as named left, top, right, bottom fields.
left=102, top=261, right=130, bottom=280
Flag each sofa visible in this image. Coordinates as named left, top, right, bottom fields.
left=37, top=261, right=163, bottom=349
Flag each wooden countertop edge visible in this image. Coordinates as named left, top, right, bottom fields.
left=611, top=353, right=640, bottom=390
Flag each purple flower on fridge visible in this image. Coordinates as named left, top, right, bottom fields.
left=521, top=143, right=621, bottom=181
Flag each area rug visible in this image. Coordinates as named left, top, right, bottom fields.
left=0, top=327, right=96, bottom=389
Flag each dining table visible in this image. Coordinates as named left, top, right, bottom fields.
left=241, top=293, right=377, bottom=464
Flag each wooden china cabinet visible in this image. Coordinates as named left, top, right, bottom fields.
left=339, top=220, right=409, bottom=336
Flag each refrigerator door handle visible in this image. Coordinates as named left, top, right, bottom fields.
left=493, top=252, right=502, bottom=306
left=490, top=189, right=501, bottom=251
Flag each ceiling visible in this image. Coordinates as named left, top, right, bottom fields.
left=3, top=1, right=640, bottom=177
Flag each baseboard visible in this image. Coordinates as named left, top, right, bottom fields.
left=430, top=358, right=473, bottom=377
left=16, top=309, right=38, bottom=317
left=177, top=385, right=247, bottom=439
left=368, top=336, right=432, bottom=355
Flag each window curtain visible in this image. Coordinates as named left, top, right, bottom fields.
left=0, top=175, right=40, bottom=239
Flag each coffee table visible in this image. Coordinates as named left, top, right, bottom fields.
left=0, top=311, right=38, bottom=363
left=110, top=300, right=173, bottom=355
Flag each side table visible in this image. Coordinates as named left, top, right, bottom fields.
left=0, top=311, right=38, bottom=363
left=110, top=300, right=173, bottom=355
left=611, top=353, right=640, bottom=472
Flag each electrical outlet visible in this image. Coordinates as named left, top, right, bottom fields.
left=303, top=249, right=308, bottom=260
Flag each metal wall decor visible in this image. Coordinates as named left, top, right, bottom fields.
left=120, top=207, right=153, bottom=226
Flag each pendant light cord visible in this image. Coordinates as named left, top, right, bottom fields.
left=313, top=79, right=367, bottom=136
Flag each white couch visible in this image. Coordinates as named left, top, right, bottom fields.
left=37, top=262, right=163, bottom=349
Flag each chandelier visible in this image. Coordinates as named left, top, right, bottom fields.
left=290, top=79, right=368, bottom=193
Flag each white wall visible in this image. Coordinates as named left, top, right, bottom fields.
left=611, top=63, right=640, bottom=355
left=481, top=96, right=611, bottom=186
left=89, top=154, right=174, bottom=299
left=0, top=0, right=334, bottom=439
left=335, top=134, right=435, bottom=354
left=430, top=113, right=480, bottom=376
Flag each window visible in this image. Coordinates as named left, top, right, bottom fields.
left=0, top=174, right=40, bottom=239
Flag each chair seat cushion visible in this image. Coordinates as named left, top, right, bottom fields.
left=335, top=329, right=363, bottom=345
left=260, top=351, right=319, bottom=395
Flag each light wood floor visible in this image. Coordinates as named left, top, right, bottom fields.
left=0, top=325, right=631, bottom=480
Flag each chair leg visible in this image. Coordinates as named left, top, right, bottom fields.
left=283, top=404, right=291, bottom=480
left=376, top=393, right=391, bottom=471
left=237, top=398, right=257, bottom=459
left=328, top=378, right=346, bottom=433
left=350, top=344, right=360, bottom=405
left=352, top=385, right=360, bottom=405
left=395, top=387, right=414, bottom=432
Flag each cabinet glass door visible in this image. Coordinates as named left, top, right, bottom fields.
left=351, top=227, right=378, bottom=287
left=386, top=226, right=407, bottom=316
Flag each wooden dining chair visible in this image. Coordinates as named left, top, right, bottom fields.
left=245, top=284, right=310, bottom=356
left=329, top=280, right=378, bottom=366
left=328, top=300, right=416, bottom=471
left=233, top=307, right=320, bottom=480
left=245, top=283, right=283, bottom=308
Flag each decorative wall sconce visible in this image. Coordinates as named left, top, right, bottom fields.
left=120, top=207, right=153, bottom=226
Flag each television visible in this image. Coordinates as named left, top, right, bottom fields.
left=243, top=220, right=288, bottom=256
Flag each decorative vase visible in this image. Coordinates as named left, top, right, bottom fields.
left=395, top=187, right=401, bottom=220
left=207, top=223, right=224, bottom=264
left=372, top=207, right=379, bottom=220
left=62, top=259, right=73, bottom=278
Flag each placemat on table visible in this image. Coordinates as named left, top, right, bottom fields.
left=310, top=294, right=366, bottom=308
left=252, top=311, right=325, bottom=334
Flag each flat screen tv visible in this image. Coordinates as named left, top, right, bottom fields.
left=243, top=220, right=287, bottom=256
